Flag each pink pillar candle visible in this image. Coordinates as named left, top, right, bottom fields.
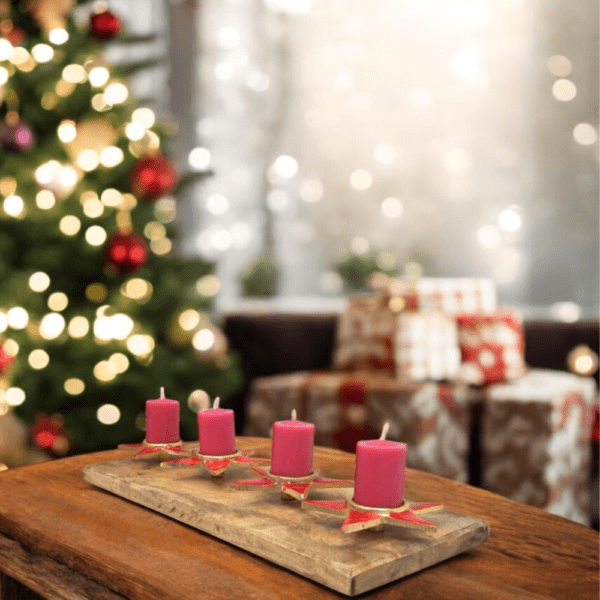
left=197, top=399, right=236, bottom=456
left=145, top=389, right=180, bottom=444
left=270, top=413, right=315, bottom=478
left=353, top=439, right=406, bottom=508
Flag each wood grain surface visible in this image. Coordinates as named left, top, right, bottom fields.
left=0, top=438, right=597, bottom=600
left=83, top=451, right=488, bottom=595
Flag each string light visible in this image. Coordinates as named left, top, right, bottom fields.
left=49, top=28, right=69, bottom=45
left=3, top=339, right=18, bottom=356
left=188, top=389, right=210, bottom=413
left=125, top=122, right=145, bottom=141
left=88, top=66, right=110, bottom=87
left=77, top=149, right=100, bottom=171
left=59, top=215, right=81, bottom=236
left=94, top=362, right=117, bottom=383
left=179, top=309, right=201, bottom=331
left=57, top=120, right=77, bottom=143
left=3, top=195, right=24, bottom=217
left=547, top=55, right=572, bottom=76
left=103, top=83, right=128, bottom=104
left=192, top=328, right=215, bottom=351
left=498, top=206, right=522, bottom=232
left=99, top=146, right=124, bottom=167
left=39, top=313, right=66, bottom=339
left=36, top=190, right=56, bottom=210
left=109, top=353, right=129, bottom=373
left=29, top=349, right=50, bottom=370
left=206, top=193, right=229, bottom=215
left=31, top=44, right=54, bottom=63
left=82, top=196, right=104, bottom=218
left=121, top=278, right=153, bottom=302
left=64, top=378, right=85, bottom=395
left=97, top=404, right=121, bottom=424
left=0, top=39, right=13, bottom=61
left=126, top=334, right=155, bottom=356
left=144, top=222, right=166, bottom=240
left=91, top=93, right=111, bottom=112
left=150, top=238, right=172, bottom=255
left=0, top=313, right=7, bottom=332
left=9, top=47, right=29, bottom=66
left=68, top=316, right=90, bottom=338
left=154, top=197, right=177, bottom=223
left=48, top=292, right=68, bottom=312
left=5, top=388, right=25, bottom=406
left=131, top=107, right=155, bottom=128
left=268, top=155, right=299, bottom=183
left=0, top=67, right=8, bottom=85
left=100, top=188, right=122, bottom=207
left=0, top=177, right=17, bottom=196
left=7, top=307, right=28, bottom=329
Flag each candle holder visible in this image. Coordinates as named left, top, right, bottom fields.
left=302, top=497, right=444, bottom=533
left=231, top=466, right=354, bottom=501
left=118, top=439, right=190, bottom=461
left=161, top=447, right=270, bottom=477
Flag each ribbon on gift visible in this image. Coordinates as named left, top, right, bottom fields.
left=332, top=376, right=377, bottom=453
left=556, top=391, right=594, bottom=441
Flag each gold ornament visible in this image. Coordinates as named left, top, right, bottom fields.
left=28, top=0, right=75, bottom=34
left=63, top=118, right=118, bottom=163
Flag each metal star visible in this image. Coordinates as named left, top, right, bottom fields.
left=161, top=447, right=270, bottom=477
left=118, top=439, right=190, bottom=461
left=231, top=466, right=354, bottom=501
left=302, top=498, right=444, bottom=533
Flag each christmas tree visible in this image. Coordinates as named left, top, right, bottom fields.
left=0, top=0, right=243, bottom=456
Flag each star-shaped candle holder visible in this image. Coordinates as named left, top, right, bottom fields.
left=302, top=498, right=444, bottom=533
left=118, top=439, right=190, bottom=461
left=231, top=466, right=354, bottom=501
left=161, top=447, right=270, bottom=477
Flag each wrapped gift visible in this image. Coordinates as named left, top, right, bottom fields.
left=390, top=277, right=497, bottom=314
left=394, top=310, right=461, bottom=382
left=332, top=294, right=403, bottom=371
left=457, top=309, right=526, bottom=384
left=245, top=370, right=471, bottom=482
left=480, top=369, right=598, bottom=525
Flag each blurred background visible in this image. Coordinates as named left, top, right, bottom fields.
left=0, top=0, right=597, bottom=527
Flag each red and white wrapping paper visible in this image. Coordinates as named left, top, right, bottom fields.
left=394, top=311, right=461, bottom=382
left=333, top=295, right=401, bottom=372
left=245, top=370, right=471, bottom=482
left=391, top=277, right=497, bottom=315
left=457, top=309, right=526, bottom=385
left=481, top=369, right=598, bottom=525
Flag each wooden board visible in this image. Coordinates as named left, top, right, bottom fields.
left=83, top=456, right=489, bottom=596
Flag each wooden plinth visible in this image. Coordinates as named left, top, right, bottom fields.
left=83, top=456, right=489, bottom=596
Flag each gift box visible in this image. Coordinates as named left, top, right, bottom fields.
left=457, top=309, right=527, bottom=384
left=395, top=310, right=461, bottom=382
left=390, top=277, right=497, bottom=315
left=480, top=369, right=598, bottom=525
left=245, top=370, right=471, bottom=482
left=332, top=294, right=403, bottom=371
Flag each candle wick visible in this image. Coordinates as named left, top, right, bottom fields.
left=159, top=387, right=165, bottom=399
left=291, top=409, right=297, bottom=420
left=379, top=422, right=390, bottom=440
left=213, top=396, right=220, bottom=409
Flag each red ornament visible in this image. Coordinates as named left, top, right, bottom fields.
left=0, top=346, right=14, bottom=375
left=5, top=26, right=26, bottom=46
left=31, top=414, right=71, bottom=457
left=104, top=230, right=148, bottom=276
left=129, top=155, right=178, bottom=200
left=90, top=9, right=122, bottom=40
left=1, top=120, right=35, bottom=153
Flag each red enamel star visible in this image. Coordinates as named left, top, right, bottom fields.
left=231, top=466, right=354, bottom=501
left=118, top=440, right=190, bottom=461
left=161, top=447, right=270, bottom=477
left=302, top=498, right=444, bottom=533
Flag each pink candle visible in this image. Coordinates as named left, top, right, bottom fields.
left=197, top=397, right=236, bottom=456
left=270, top=410, right=315, bottom=477
left=145, top=388, right=180, bottom=444
left=353, top=423, right=406, bottom=508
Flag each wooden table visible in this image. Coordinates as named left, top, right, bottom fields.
left=0, top=438, right=597, bottom=600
